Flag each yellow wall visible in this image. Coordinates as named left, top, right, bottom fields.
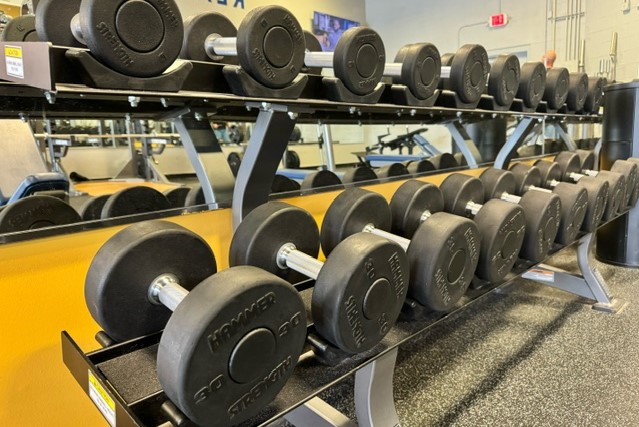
left=177, top=0, right=367, bottom=31
left=0, top=169, right=485, bottom=426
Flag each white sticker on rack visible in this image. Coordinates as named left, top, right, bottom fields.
left=5, top=45, right=24, bottom=79
left=88, top=370, right=116, bottom=427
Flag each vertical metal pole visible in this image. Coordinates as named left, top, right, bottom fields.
left=323, top=125, right=337, bottom=172
left=354, top=348, right=401, bottom=427
left=174, top=114, right=235, bottom=206
left=232, top=106, right=297, bottom=228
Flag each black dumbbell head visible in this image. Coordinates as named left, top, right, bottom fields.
left=544, top=67, right=570, bottom=109
left=449, top=44, right=490, bottom=104
left=567, top=72, right=589, bottom=112
left=429, top=153, right=459, bottom=169
left=479, top=168, right=517, bottom=200
left=101, top=186, right=171, bottom=219
left=389, top=180, right=444, bottom=238
left=78, top=194, right=110, bottom=221
left=573, top=176, right=609, bottom=232
left=510, top=163, right=544, bottom=194
left=84, top=220, right=218, bottom=342
left=271, top=175, right=301, bottom=194
left=163, top=187, right=191, bottom=209
left=0, top=195, right=81, bottom=233
left=301, top=170, right=344, bottom=191
left=36, top=0, right=82, bottom=47
left=158, top=265, right=306, bottom=427
left=334, top=26, right=386, bottom=96
left=584, top=77, right=605, bottom=113
left=342, top=165, right=379, bottom=184
left=376, top=162, right=409, bottom=180
left=576, top=149, right=596, bottom=170
left=180, top=12, right=238, bottom=63
left=611, top=160, right=638, bottom=208
left=550, top=182, right=588, bottom=244
left=440, top=173, right=485, bottom=217
left=236, top=5, right=305, bottom=88
left=517, top=62, right=546, bottom=108
left=394, top=42, right=441, bottom=100
left=403, top=159, right=436, bottom=175
left=488, top=54, right=521, bottom=107
left=1, top=15, right=39, bottom=42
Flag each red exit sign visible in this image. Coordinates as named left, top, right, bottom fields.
left=489, top=13, right=508, bottom=27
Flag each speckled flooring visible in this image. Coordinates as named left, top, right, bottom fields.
left=274, top=248, right=639, bottom=427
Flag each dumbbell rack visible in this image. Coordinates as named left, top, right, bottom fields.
left=0, top=42, right=618, bottom=426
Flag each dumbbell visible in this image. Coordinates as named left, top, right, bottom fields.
left=567, top=72, right=589, bottom=112
left=35, top=0, right=184, bottom=77
left=543, top=68, right=570, bottom=110
left=77, top=194, right=110, bottom=221
left=441, top=50, right=520, bottom=107
left=85, top=221, right=306, bottom=426
left=440, top=174, right=526, bottom=283
left=516, top=62, right=547, bottom=109
left=509, top=163, right=589, bottom=243
left=480, top=168, right=562, bottom=262
left=0, top=195, right=81, bottom=233
left=0, top=15, right=38, bottom=41
left=402, top=159, right=436, bottom=175
left=376, top=163, right=410, bottom=181
left=383, top=43, right=441, bottom=100
left=303, top=26, right=386, bottom=96
left=625, top=158, right=639, bottom=206
left=584, top=77, right=606, bottom=113
left=230, top=202, right=409, bottom=353
left=321, top=184, right=480, bottom=312
left=554, top=151, right=637, bottom=211
left=278, top=169, right=344, bottom=191
left=438, top=45, right=491, bottom=104
left=180, top=7, right=305, bottom=89
left=100, top=187, right=171, bottom=219
left=271, top=175, right=301, bottom=194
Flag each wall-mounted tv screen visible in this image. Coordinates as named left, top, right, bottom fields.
left=312, top=11, right=360, bottom=52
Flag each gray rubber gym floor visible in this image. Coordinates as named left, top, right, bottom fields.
left=273, top=248, right=639, bottom=427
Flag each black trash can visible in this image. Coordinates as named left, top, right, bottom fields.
left=596, top=80, right=639, bottom=267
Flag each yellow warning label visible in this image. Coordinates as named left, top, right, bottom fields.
left=4, top=46, right=22, bottom=59
left=88, top=370, right=116, bottom=426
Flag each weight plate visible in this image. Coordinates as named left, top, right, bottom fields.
left=544, top=67, right=570, bottom=109
left=79, top=0, right=184, bottom=77
left=35, top=0, right=83, bottom=47
left=1, top=15, right=39, bottom=42
left=440, top=174, right=485, bottom=217
left=163, top=187, right=191, bottom=208
left=389, top=180, right=444, bottom=238
left=597, top=171, right=627, bottom=219
left=0, top=195, right=80, bottom=233
left=236, top=5, right=305, bottom=88
left=429, top=153, right=459, bottom=169
left=611, top=160, right=638, bottom=208
left=184, top=185, right=205, bottom=207
left=551, top=183, right=588, bottom=244
left=229, top=202, right=320, bottom=282
left=479, top=168, right=517, bottom=200
left=407, top=212, right=480, bottom=311
left=516, top=62, right=546, bottom=108
left=517, top=191, right=561, bottom=262
left=510, top=163, right=543, bottom=195
left=584, top=77, right=605, bottom=113
left=227, top=152, right=244, bottom=177
left=449, top=44, right=490, bottom=104
left=271, top=175, right=301, bottom=194
left=158, top=266, right=306, bottom=427
left=301, top=170, right=344, bottom=191
left=180, top=12, right=238, bottom=64
left=313, top=232, right=408, bottom=353
left=403, top=159, right=436, bottom=175
left=573, top=176, right=608, bottom=232
left=395, top=42, right=441, bottom=100
left=474, top=200, right=526, bottom=282
left=302, top=30, right=323, bottom=75
left=334, top=26, right=386, bottom=96
left=78, top=194, right=110, bottom=221
left=285, top=150, right=301, bottom=169
left=576, top=149, right=596, bottom=171
left=289, top=127, right=302, bottom=142
left=567, top=72, right=589, bottom=112
left=320, top=188, right=392, bottom=256
left=84, top=220, right=217, bottom=342
left=376, top=163, right=409, bottom=180
left=101, top=186, right=171, bottom=219
left=488, top=54, right=520, bottom=107
left=341, top=166, right=379, bottom=184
